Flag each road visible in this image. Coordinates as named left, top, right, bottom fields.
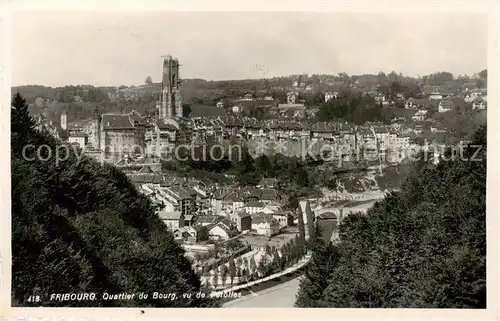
left=222, top=276, right=303, bottom=308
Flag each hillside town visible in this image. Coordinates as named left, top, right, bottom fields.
left=22, top=56, right=487, bottom=293
left=10, top=4, right=491, bottom=310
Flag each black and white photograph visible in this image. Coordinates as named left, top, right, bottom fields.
left=3, top=1, right=498, bottom=316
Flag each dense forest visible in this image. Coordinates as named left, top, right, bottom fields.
left=11, top=93, right=219, bottom=307
left=295, top=126, right=486, bottom=308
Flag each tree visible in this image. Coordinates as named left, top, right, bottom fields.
left=11, top=93, right=36, bottom=154
left=59, top=130, right=69, bottom=142
left=377, top=72, right=387, bottom=84
left=240, top=268, right=248, bottom=283
left=281, top=243, right=291, bottom=267
left=11, top=93, right=219, bottom=308
left=198, top=226, right=210, bottom=242
left=479, top=69, right=487, bottom=79
left=145, top=76, right=153, bottom=85
left=271, top=248, right=281, bottom=273
left=182, top=104, right=192, bottom=118
left=258, top=254, right=270, bottom=277
left=228, top=258, right=236, bottom=286
left=295, top=240, right=337, bottom=307
left=235, top=266, right=241, bottom=283
left=297, top=206, right=306, bottom=244
left=236, top=256, right=243, bottom=267
left=212, top=269, right=219, bottom=289
left=249, top=256, right=257, bottom=278
left=220, top=265, right=229, bottom=287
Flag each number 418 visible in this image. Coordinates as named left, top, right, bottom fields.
left=27, top=295, right=41, bottom=303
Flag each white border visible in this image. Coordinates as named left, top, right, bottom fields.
left=1, top=1, right=499, bottom=320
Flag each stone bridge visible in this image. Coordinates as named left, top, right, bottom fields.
left=315, top=207, right=342, bottom=225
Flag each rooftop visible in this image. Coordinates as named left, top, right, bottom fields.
left=157, top=211, right=183, bottom=220
left=102, top=114, right=135, bottom=130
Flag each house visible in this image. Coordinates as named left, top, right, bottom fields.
left=162, top=186, right=195, bottom=216
left=173, top=227, right=191, bottom=241
left=184, top=214, right=196, bottom=227
left=257, top=178, right=279, bottom=189
left=210, top=189, right=229, bottom=214
left=251, top=214, right=280, bottom=237
left=230, top=212, right=252, bottom=232
left=438, top=99, right=454, bottom=113
left=374, top=93, right=386, bottom=103
left=222, top=191, right=245, bottom=214
left=218, top=217, right=237, bottom=230
left=208, top=224, right=232, bottom=241
left=259, top=188, right=281, bottom=204
left=412, top=109, right=428, bottom=121
left=264, top=202, right=284, bottom=213
left=68, top=132, right=88, bottom=147
left=324, top=92, right=338, bottom=102
left=286, top=91, right=298, bottom=104
left=464, top=91, right=482, bottom=103
left=196, top=215, right=222, bottom=226
left=405, top=98, right=417, bottom=109
left=429, top=90, right=443, bottom=100
left=185, top=225, right=206, bottom=242
left=272, top=212, right=294, bottom=229
left=395, top=135, right=411, bottom=150
left=244, top=201, right=266, bottom=214
left=231, top=105, right=242, bottom=114
left=241, top=93, right=254, bottom=101
left=158, top=211, right=184, bottom=230
left=472, top=98, right=486, bottom=110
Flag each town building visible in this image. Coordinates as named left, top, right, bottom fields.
left=68, top=132, right=88, bottom=147
left=230, top=212, right=252, bottom=232
left=438, top=99, right=454, bottom=113
left=324, top=92, right=338, bottom=102
left=158, top=211, right=185, bottom=230
left=472, top=98, right=486, bottom=110
left=251, top=214, right=280, bottom=237
left=272, top=212, right=294, bottom=229
left=286, top=91, right=298, bottom=104
left=412, top=109, right=428, bottom=121
left=429, top=90, right=443, bottom=100
left=244, top=201, right=266, bottom=214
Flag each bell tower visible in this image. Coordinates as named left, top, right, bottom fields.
left=158, top=55, right=183, bottom=120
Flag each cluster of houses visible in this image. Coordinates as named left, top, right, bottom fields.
left=132, top=176, right=299, bottom=243
left=403, top=88, right=487, bottom=121
left=31, top=102, right=450, bottom=169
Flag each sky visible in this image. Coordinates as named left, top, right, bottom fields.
left=11, top=11, right=488, bottom=87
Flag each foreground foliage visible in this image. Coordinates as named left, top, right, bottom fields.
left=11, top=93, right=219, bottom=307
left=296, top=126, right=486, bottom=308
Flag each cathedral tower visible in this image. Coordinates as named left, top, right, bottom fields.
left=158, top=55, right=183, bottom=119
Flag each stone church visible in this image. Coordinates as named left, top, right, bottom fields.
left=84, top=55, right=184, bottom=161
